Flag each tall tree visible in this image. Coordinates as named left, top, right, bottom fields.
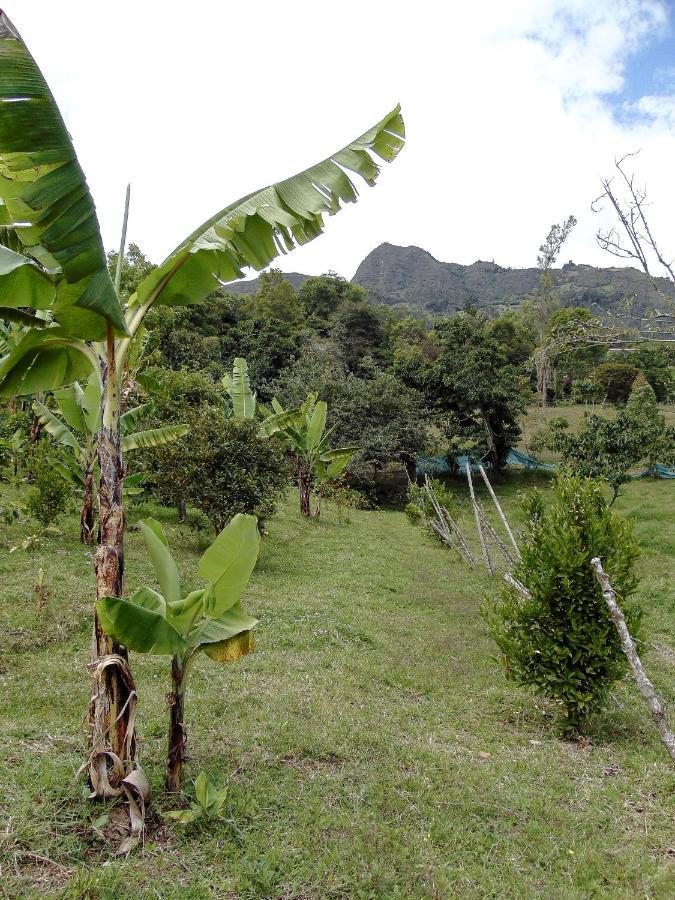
left=0, top=11, right=405, bottom=791
left=525, top=216, right=577, bottom=406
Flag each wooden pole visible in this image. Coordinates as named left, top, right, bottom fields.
left=424, top=476, right=468, bottom=563
left=477, top=502, right=515, bottom=567
left=477, top=464, right=521, bottom=559
left=591, top=557, right=675, bottom=764
left=465, top=463, right=493, bottom=575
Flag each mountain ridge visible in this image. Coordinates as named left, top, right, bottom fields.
left=226, top=242, right=675, bottom=318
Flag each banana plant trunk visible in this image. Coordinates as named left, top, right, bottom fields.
left=166, top=655, right=188, bottom=792
left=81, top=462, right=95, bottom=545
left=298, top=459, right=312, bottom=517
left=89, top=333, right=137, bottom=787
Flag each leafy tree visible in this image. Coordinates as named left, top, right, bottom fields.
left=320, top=370, right=426, bottom=489
left=25, top=445, right=72, bottom=528
left=593, top=361, right=640, bottom=404
left=298, top=273, right=366, bottom=330
left=330, top=301, right=388, bottom=374
left=625, top=374, right=675, bottom=473
left=138, top=369, right=225, bottom=521
left=550, top=413, right=645, bottom=503
left=0, top=11, right=404, bottom=780
left=525, top=215, right=577, bottom=405
left=485, top=471, right=641, bottom=733
left=251, top=269, right=303, bottom=324
left=487, top=311, right=536, bottom=368
left=97, top=515, right=259, bottom=791
left=182, top=411, right=289, bottom=532
left=401, top=312, right=526, bottom=469
left=106, top=243, right=155, bottom=303
left=546, top=307, right=605, bottom=397
left=219, top=316, right=302, bottom=401
left=629, top=346, right=674, bottom=402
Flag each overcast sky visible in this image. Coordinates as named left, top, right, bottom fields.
left=13, top=0, right=675, bottom=280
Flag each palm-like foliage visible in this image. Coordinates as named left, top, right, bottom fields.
left=264, top=393, right=360, bottom=516
left=222, top=358, right=256, bottom=419
left=0, top=9, right=403, bottom=790
left=33, top=377, right=188, bottom=542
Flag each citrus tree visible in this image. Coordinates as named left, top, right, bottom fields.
left=0, top=10, right=404, bottom=789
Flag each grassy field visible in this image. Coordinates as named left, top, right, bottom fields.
left=0, top=469, right=674, bottom=898
left=519, top=402, right=675, bottom=460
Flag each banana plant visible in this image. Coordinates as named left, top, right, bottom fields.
left=0, top=427, right=26, bottom=477
left=222, top=357, right=256, bottom=419
left=33, top=376, right=188, bottom=542
left=263, top=394, right=360, bottom=517
left=222, top=357, right=303, bottom=435
left=96, top=514, right=260, bottom=792
left=0, top=8, right=404, bottom=786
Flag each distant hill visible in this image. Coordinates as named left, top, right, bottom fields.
left=227, top=272, right=308, bottom=295
left=225, top=243, right=675, bottom=319
left=352, top=243, right=675, bottom=318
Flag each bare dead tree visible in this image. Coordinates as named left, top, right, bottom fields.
left=593, top=153, right=675, bottom=336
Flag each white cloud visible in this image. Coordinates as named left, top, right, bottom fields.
left=11, top=0, right=675, bottom=280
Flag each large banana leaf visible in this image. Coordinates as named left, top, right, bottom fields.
left=121, top=423, right=189, bottom=452
left=0, top=306, right=49, bottom=328
left=306, top=401, right=328, bottom=451
left=0, top=246, right=55, bottom=309
left=222, top=358, right=256, bottom=419
left=0, top=13, right=127, bottom=337
left=131, top=106, right=404, bottom=308
left=203, top=629, right=256, bottom=663
left=96, top=595, right=187, bottom=655
left=187, top=601, right=257, bottom=648
left=53, top=382, right=86, bottom=434
left=0, top=326, right=96, bottom=398
left=199, top=514, right=260, bottom=618
left=50, top=456, right=85, bottom=486
left=138, top=519, right=181, bottom=607
left=316, top=446, right=361, bottom=481
left=81, top=374, right=102, bottom=435
left=120, top=401, right=153, bottom=434
left=32, top=399, right=81, bottom=451
left=167, top=589, right=206, bottom=633
left=258, top=406, right=303, bottom=439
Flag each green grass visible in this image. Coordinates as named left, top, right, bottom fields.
left=0, top=471, right=674, bottom=898
left=519, top=402, right=675, bottom=461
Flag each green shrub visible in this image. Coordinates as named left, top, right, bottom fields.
left=405, top=501, right=422, bottom=524
left=25, top=451, right=72, bottom=527
left=484, top=470, right=641, bottom=734
left=593, top=361, right=639, bottom=404
left=182, top=410, right=289, bottom=532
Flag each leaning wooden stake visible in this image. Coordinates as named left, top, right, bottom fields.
left=424, top=475, right=474, bottom=565
left=477, top=502, right=515, bottom=567
left=477, top=465, right=520, bottom=559
left=591, top=557, right=675, bottom=764
left=465, top=464, right=493, bottom=575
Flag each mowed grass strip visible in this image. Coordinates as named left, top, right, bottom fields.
left=0, top=475, right=673, bottom=898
